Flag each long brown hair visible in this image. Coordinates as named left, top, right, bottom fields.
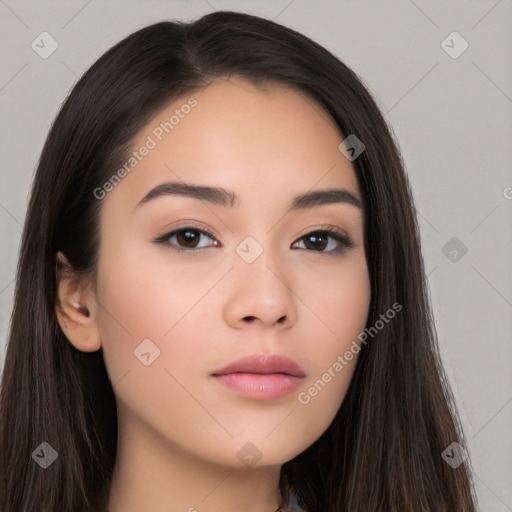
left=0, top=11, right=477, bottom=511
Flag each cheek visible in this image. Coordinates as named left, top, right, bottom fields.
left=93, top=245, right=222, bottom=448
left=94, top=236, right=227, bottom=399
left=289, top=256, right=370, bottom=436
left=94, top=239, right=189, bottom=380
left=302, top=253, right=371, bottom=356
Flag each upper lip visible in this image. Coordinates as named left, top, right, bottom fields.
left=211, top=353, right=306, bottom=378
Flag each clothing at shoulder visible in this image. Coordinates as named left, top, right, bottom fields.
left=277, top=481, right=307, bottom=511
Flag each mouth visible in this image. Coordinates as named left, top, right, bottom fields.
left=211, top=353, right=306, bottom=400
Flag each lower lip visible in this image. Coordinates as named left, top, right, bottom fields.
left=213, top=373, right=304, bottom=400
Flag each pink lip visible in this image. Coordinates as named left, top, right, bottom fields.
left=211, top=354, right=306, bottom=400
left=212, top=353, right=306, bottom=377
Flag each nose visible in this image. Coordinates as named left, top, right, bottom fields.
left=222, top=249, right=298, bottom=330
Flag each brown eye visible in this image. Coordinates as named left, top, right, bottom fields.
left=155, top=226, right=218, bottom=252
left=292, top=229, right=355, bottom=255
left=302, top=232, right=329, bottom=251
left=175, top=228, right=202, bottom=248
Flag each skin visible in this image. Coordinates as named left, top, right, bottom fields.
left=56, top=77, right=371, bottom=512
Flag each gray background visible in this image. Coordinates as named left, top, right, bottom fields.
left=1, top=1, right=511, bottom=510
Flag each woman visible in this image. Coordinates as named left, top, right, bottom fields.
left=0, top=11, right=477, bottom=511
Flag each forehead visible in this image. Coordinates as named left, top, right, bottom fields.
left=103, top=77, right=362, bottom=214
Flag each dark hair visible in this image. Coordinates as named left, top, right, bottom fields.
left=0, top=11, right=477, bottom=511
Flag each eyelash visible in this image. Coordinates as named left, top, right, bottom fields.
left=153, top=224, right=355, bottom=256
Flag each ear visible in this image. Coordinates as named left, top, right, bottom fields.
left=55, top=251, right=102, bottom=352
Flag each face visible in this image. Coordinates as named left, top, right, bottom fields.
left=93, top=77, right=371, bottom=467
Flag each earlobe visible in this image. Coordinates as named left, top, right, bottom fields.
left=55, top=252, right=102, bottom=353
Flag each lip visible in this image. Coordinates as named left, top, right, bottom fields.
left=211, top=353, right=306, bottom=400
left=211, top=353, right=306, bottom=378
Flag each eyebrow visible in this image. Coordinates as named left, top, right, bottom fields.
left=134, top=181, right=363, bottom=212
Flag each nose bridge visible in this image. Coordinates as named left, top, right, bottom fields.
left=234, top=230, right=288, bottom=285
left=222, top=232, right=298, bottom=328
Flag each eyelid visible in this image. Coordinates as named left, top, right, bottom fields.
left=155, top=220, right=220, bottom=241
left=295, top=224, right=351, bottom=241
